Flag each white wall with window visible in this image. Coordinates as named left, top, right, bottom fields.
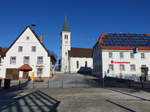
left=24, top=56, right=30, bottom=64
left=1, top=26, right=51, bottom=79
left=32, top=46, right=36, bottom=52
left=69, top=57, right=93, bottom=73
left=18, top=46, right=23, bottom=52
left=100, top=49, right=150, bottom=79
left=37, top=56, right=43, bottom=64
left=10, top=56, right=16, bottom=64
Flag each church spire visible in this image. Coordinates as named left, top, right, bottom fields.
left=62, top=16, right=70, bottom=32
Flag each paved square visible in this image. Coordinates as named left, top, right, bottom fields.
left=0, top=73, right=150, bottom=112
left=0, top=87, right=150, bottom=112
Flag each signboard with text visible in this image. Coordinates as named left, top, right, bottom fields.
left=111, top=60, right=130, bottom=64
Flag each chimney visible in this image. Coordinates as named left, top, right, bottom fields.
left=40, top=34, right=43, bottom=43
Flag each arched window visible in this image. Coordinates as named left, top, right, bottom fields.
left=76, top=61, right=79, bottom=69
left=65, top=35, right=68, bottom=39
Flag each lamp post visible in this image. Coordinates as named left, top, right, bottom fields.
left=31, top=24, right=36, bottom=27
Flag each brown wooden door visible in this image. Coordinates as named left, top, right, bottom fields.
left=6, top=68, right=19, bottom=80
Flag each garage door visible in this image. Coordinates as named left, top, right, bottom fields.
left=6, top=68, right=19, bottom=80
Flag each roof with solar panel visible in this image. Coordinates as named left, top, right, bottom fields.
left=97, top=33, right=150, bottom=50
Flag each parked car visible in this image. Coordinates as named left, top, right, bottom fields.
left=77, top=67, right=92, bottom=74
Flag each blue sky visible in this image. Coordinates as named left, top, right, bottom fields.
left=0, top=0, right=150, bottom=60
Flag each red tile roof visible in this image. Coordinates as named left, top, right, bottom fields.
left=18, top=64, right=32, bottom=71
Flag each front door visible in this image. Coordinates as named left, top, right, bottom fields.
left=23, top=71, right=29, bottom=79
left=141, top=65, right=149, bottom=81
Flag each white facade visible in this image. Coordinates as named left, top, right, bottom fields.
left=60, top=31, right=71, bottom=72
left=0, top=26, right=51, bottom=79
left=69, top=57, right=93, bottom=73
left=93, top=45, right=150, bottom=80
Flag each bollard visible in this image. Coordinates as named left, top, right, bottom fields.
left=128, top=80, right=131, bottom=88
left=62, top=80, right=63, bottom=88
left=19, top=80, right=21, bottom=89
left=4, top=79, right=11, bottom=89
left=0, top=79, right=1, bottom=88
left=102, top=78, right=105, bottom=88
left=141, top=82, right=144, bottom=89
left=48, top=80, right=50, bottom=88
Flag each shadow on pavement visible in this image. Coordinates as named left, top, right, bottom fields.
left=106, top=99, right=136, bottom=112
left=0, top=90, right=60, bottom=112
left=108, top=88, right=150, bottom=101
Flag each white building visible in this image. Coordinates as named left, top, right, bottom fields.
left=0, top=26, right=55, bottom=80
left=60, top=17, right=93, bottom=73
left=93, top=33, right=150, bottom=81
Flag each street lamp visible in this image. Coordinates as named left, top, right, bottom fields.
left=31, top=24, right=36, bottom=27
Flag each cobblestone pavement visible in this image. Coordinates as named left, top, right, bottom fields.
left=0, top=87, right=150, bottom=112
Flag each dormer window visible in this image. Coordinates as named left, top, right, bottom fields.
left=26, top=36, right=30, bottom=40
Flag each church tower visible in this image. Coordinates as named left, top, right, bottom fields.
left=60, top=17, right=71, bottom=73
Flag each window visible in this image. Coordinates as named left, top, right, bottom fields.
left=10, top=57, right=16, bottom=64
left=130, top=64, right=136, bottom=71
left=120, top=64, right=125, bottom=71
left=85, top=61, right=87, bottom=67
left=24, top=56, right=30, bottom=64
left=65, top=52, right=67, bottom=56
left=18, top=46, right=23, bottom=52
left=109, top=64, right=114, bottom=71
left=26, top=36, right=30, bottom=40
left=65, top=35, right=68, bottom=39
left=120, top=52, right=124, bottom=58
left=32, top=46, right=36, bottom=52
left=141, top=53, right=145, bottom=59
left=130, top=53, right=134, bottom=58
left=37, top=68, right=43, bottom=77
left=109, top=52, right=113, bottom=58
left=141, top=65, right=146, bottom=68
left=37, top=56, right=43, bottom=64
left=76, top=61, right=79, bottom=69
